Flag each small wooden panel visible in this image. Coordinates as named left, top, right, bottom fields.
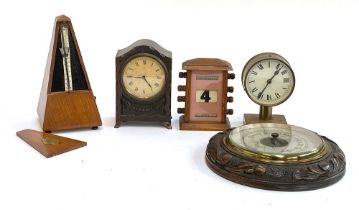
left=179, top=116, right=230, bottom=131
left=16, top=129, right=87, bottom=158
left=243, top=113, right=287, bottom=124
left=40, top=91, right=102, bottom=132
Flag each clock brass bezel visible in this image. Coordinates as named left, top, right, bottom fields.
left=120, top=53, right=168, bottom=102
left=242, top=52, right=296, bottom=107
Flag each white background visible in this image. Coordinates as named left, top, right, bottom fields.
left=0, top=0, right=358, bottom=209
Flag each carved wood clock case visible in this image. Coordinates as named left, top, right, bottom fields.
left=115, top=39, right=172, bottom=128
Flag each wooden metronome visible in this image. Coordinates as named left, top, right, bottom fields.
left=177, top=58, right=234, bottom=131
left=37, top=15, right=102, bottom=132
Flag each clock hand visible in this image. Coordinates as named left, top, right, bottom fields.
left=257, top=67, right=282, bottom=99
left=126, top=75, right=142, bottom=79
left=142, top=76, right=153, bottom=90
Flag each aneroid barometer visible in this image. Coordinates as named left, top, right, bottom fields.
left=205, top=123, right=345, bottom=191
left=242, top=52, right=295, bottom=124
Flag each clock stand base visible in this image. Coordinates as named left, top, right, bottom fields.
left=243, top=113, right=287, bottom=124
left=179, top=116, right=230, bottom=131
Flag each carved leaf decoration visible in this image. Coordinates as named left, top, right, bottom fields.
left=207, top=148, right=232, bottom=165
left=293, top=169, right=319, bottom=181
left=226, top=164, right=266, bottom=176
left=293, top=152, right=345, bottom=181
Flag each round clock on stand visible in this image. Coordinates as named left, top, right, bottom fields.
left=242, top=52, right=295, bottom=124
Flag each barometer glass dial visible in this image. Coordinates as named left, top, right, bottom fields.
left=227, top=123, right=326, bottom=163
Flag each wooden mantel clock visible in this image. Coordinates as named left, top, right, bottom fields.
left=115, top=39, right=172, bottom=128
left=177, top=58, right=234, bottom=131
left=37, top=15, right=102, bottom=132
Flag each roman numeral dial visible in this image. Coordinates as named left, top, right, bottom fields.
left=242, top=54, right=295, bottom=106
left=122, top=56, right=166, bottom=99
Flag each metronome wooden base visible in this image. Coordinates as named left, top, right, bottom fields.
left=179, top=115, right=230, bottom=131
left=243, top=113, right=287, bottom=124
left=38, top=90, right=102, bottom=132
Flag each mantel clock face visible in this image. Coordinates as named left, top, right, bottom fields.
left=122, top=55, right=166, bottom=100
left=115, top=39, right=172, bottom=128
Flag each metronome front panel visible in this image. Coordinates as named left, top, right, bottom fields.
left=42, top=90, right=102, bottom=131
left=51, top=26, right=88, bottom=92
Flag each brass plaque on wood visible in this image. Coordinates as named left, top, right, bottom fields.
left=16, top=129, right=87, bottom=158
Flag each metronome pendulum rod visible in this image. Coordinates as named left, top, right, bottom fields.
left=59, top=24, right=73, bottom=91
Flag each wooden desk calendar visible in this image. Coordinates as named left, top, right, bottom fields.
left=178, top=58, right=234, bottom=131
left=37, top=15, right=102, bottom=132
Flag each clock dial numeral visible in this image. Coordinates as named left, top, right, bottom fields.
left=283, top=78, right=290, bottom=83
left=135, top=62, right=139, bottom=66
left=249, top=80, right=255, bottom=83
left=275, top=93, right=280, bottom=98
left=267, top=94, right=272, bottom=100
left=251, top=87, right=258, bottom=93
left=257, top=64, right=264, bottom=70
left=143, top=60, right=146, bottom=65
left=251, top=71, right=258, bottom=75
left=276, top=64, right=283, bottom=71
left=129, top=81, right=133, bottom=86
left=135, top=87, right=139, bottom=91
left=154, top=83, right=160, bottom=87
left=281, top=70, right=288, bottom=75
left=268, top=61, right=270, bottom=68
